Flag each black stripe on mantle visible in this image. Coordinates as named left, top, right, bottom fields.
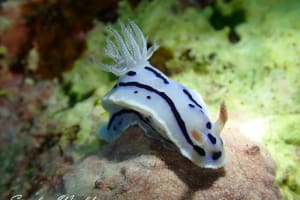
left=182, top=88, right=203, bottom=109
left=118, top=81, right=206, bottom=157
left=144, top=66, right=169, bottom=84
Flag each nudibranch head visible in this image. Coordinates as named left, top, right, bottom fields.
left=97, top=21, right=228, bottom=169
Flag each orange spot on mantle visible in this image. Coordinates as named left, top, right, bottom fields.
left=191, top=130, right=202, bottom=142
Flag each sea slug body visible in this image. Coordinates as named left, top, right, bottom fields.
left=97, top=21, right=228, bottom=169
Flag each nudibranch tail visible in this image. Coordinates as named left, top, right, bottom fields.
left=100, top=21, right=158, bottom=76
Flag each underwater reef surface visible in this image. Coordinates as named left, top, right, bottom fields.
left=0, top=0, right=300, bottom=199
left=61, top=125, right=280, bottom=199
left=0, top=0, right=118, bottom=78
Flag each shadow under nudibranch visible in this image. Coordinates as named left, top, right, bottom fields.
left=100, top=126, right=225, bottom=194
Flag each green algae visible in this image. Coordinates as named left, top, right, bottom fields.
left=265, top=115, right=300, bottom=199
left=44, top=25, right=116, bottom=159
left=47, top=69, right=109, bottom=159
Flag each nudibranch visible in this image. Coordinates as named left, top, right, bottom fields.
left=98, top=21, right=228, bottom=169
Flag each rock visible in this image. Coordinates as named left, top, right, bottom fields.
left=60, top=120, right=281, bottom=200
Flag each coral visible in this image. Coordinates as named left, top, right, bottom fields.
left=0, top=63, right=106, bottom=199
left=0, top=52, right=109, bottom=199
left=0, top=68, right=67, bottom=198
left=60, top=120, right=280, bottom=199
left=0, top=0, right=118, bottom=79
